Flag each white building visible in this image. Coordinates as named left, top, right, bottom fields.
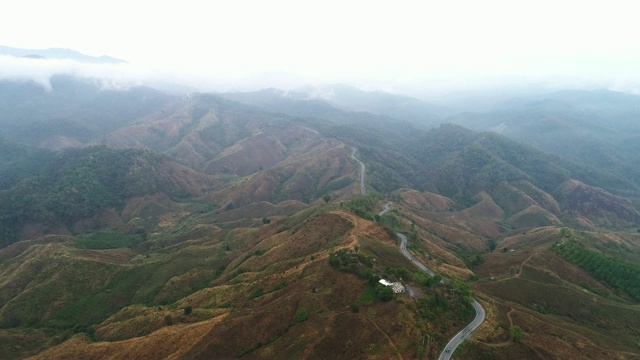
left=378, top=279, right=405, bottom=294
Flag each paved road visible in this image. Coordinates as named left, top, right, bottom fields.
left=350, top=148, right=366, bottom=195
left=396, top=232, right=485, bottom=359
left=352, top=152, right=485, bottom=358
left=397, top=233, right=436, bottom=276
left=438, top=299, right=485, bottom=360
left=378, top=201, right=392, bottom=216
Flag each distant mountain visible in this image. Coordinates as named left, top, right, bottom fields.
left=290, top=84, right=451, bottom=124
left=0, top=45, right=126, bottom=63
left=446, top=89, right=640, bottom=188
left=218, top=88, right=428, bottom=193
left=409, top=124, right=639, bottom=227
left=413, top=124, right=635, bottom=194
left=0, top=75, right=177, bottom=149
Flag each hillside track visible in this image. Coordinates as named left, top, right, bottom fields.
left=395, top=230, right=486, bottom=359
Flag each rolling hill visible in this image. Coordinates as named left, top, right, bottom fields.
left=1, top=78, right=640, bottom=359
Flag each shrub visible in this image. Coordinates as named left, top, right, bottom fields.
left=295, top=308, right=308, bottom=322
left=510, top=326, right=523, bottom=343
left=375, top=284, right=394, bottom=302
left=184, top=306, right=192, bottom=315
left=249, top=288, right=264, bottom=299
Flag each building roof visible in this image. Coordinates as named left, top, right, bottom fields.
left=379, top=279, right=405, bottom=293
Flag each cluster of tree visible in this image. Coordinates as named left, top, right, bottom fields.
left=383, top=266, right=411, bottom=281
left=554, top=240, right=640, bottom=301
left=416, top=285, right=474, bottom=323
left=509, top=325, right=523, bottom=342
left=375, top=213, right=402, bottom=237
left=329, top=248, right=377, bottom=283
left=344, top=193, right=379, bottom=220
left=412, top=272, right=443, bottom=287
left=374, top=284, right=394, bottom=301
left=0, top=146, right=169, bottom=247
left=417, top=292, right=450, bottom=320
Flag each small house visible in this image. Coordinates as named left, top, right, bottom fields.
left=379, top=279, right=405, bottom=294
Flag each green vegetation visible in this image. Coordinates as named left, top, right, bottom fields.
left=416, top=279, right=474, bottom=323
left=294, top=308, right=308, bottom=322
left=377, top=213, right=402, bottom=236
left=358, top=285, right=378, bottom=305
left=269, top=283, right=285, bottom=292
left=417, top=292, right=450, bottom=320
left=554, top=240, right=640, bottom=301
left=249, top=288, right=264, bottom=299
left=329, top=249, right=377, bottom=283
left=184, top=306, right=193, bottom=315
left=411, top=268, right=445, bottom=287
left=314, top=176, right=352, bottom=199
left=375, top=284, right=394, bottom=301
left=510, top=325, right=523, bottom=343
left=384, top=266, right=411, bottom=281
left=468, top=254, right=485, bottom=268
left=344, top=193, right=379, bottom=220
left=74, top=230, right=143, bottom=250
left=0, top=146, right=171, bottom=247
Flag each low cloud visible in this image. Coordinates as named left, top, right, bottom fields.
left=0, top=55, right=150, bottom=90
left=2, top=55, right=639, bottom=99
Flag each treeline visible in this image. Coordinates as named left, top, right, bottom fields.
left=554, top=240, right=640, bottom=301
left=0, top=146, right=168, bottom=246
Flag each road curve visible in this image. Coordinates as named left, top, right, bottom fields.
left=438, top=300, right=485, bottom=360
left=350, top=148, right=366, bottom=195
left=396, top=232, right=485, bottom=359
left=397, top=233, right=436, bottom=276
left=352, top=151, right=485, bottom=358
left=378, top=201, right=392, bottom=216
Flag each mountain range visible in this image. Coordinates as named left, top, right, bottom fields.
left=0, top=73, right=640, bottom=359
left=0, top=45, right=126, bottom=64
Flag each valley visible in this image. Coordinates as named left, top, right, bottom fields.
left=0, top=77, right=639, bottom=359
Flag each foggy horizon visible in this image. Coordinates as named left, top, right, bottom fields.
left=2, top=0, right=640, bottom=97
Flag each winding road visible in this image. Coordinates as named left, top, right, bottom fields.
left=378, top=201, right=392, bottom=216
left=397, top=233, right=485, bottom=359
left=397, top=233, right=436, bottom=277
left=352, top=144, right=485, bottom=359
left=350, top=148, right=366, bottom=195
left=438, top=299, right=485, bottom=360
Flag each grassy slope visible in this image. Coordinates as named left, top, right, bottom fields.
left=1, top=204, right=476, bottom=359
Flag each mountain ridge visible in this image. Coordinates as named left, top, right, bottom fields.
left=0, top=45, right=126, bottom=63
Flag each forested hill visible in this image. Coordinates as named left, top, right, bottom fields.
left=220, top=90, right=638, bottom=202
left=411, top=124, right=636, bottom=201
left=0, top=75, right=177, bottom=149
left=0, top=144, right=217, bottom=247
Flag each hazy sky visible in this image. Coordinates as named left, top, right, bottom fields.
left=2, top=0, right=639, bottom=93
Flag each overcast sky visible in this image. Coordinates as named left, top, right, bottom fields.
left=2, top=0, right=639, bottom=93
